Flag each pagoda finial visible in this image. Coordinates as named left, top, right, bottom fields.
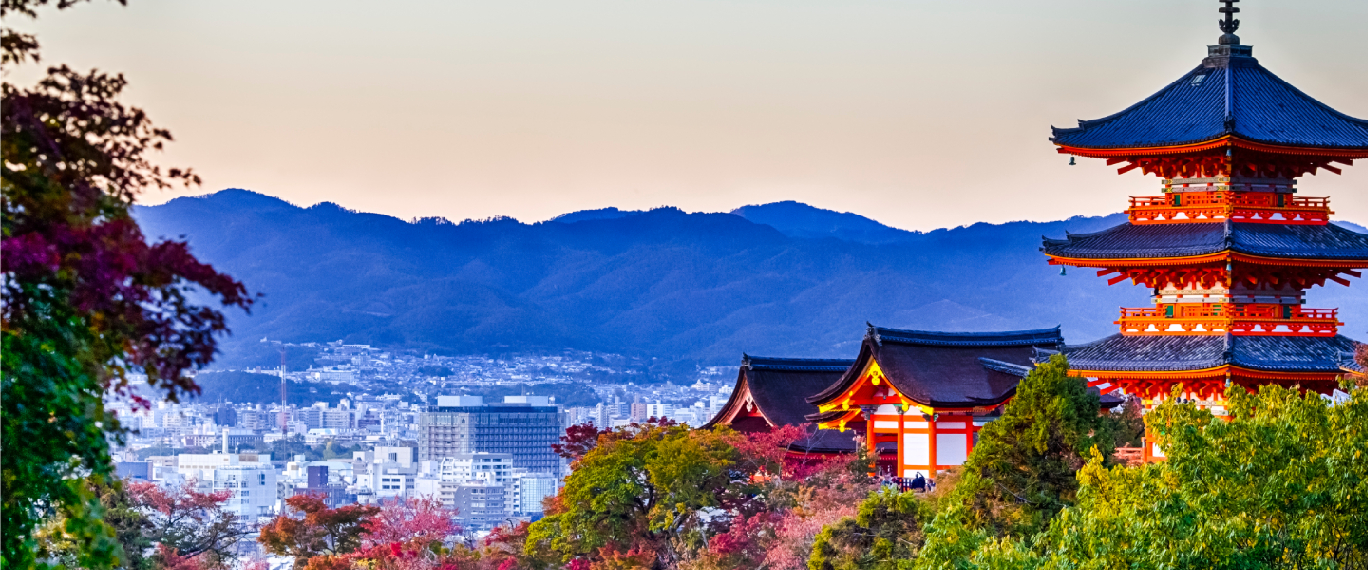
left=1218, top=0, right=1241, bottom=45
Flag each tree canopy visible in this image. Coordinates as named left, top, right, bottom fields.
left=2, top=1, right=250, bottom=566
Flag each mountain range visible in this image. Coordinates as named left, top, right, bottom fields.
left=135, top=190, right=1367, bottom=364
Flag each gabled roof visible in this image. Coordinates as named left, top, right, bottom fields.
left=703, top=355, right=854, bottom=429
left=1042, top=221, right=1368, bottom=261
left=1064, top=334, right=1360, bottom=374
left=1051, top=50, right=1368, bottom=151
left=807, top=326, right=1063, bottom=409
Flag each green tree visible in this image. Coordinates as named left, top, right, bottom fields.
left=2, top=1, right=251, bottom=567
left=525, top=423, right=753, bottom=569
left=936, top=354, right=1115, bottom=539
left=956, top=384, right=1368, bottom=570
left=808, top=489, right=926, bottom=570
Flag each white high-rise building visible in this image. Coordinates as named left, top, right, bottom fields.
left=176, top=452, right=277, bottom=519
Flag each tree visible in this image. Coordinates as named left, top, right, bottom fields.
left=931, top=354, right=1115, bottom=540
left=258, top=495, right=381, bottom=569
left=526, top=424, right=751, bottom=569
left=126, top=481, right=250, bottom=569
left=361, top=497, right=457, bottom=548
left=2, top=1, right=252, bottom=566
left=808, top=489, right=926, bottom=570
left=796, top=355, right=1115, bottom=570
left=956, top=384, right=1368, bottom=569
left=33, top=478, right=247, bottom=570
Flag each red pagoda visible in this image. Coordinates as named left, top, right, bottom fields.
left=1043, top=0, right=1368, bottom=458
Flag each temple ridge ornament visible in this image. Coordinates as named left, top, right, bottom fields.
left=1218, top=0, right=1241, bottom=45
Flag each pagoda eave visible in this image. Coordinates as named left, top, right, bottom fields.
left=1069, top=366, right=1344, bottom=383
left=1045, top=252, right=1368, bottom=270
left=1055, top=136, right=1368, bottom=160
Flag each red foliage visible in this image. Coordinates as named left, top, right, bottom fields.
left=126, top=480, right=233, bottom=516
left=1, top=64, right=252, bottom=404
left=258, top=494, right=381, bottom=567
left=552, top=423, right=611, bottom=462
left=589, top=544, right=654, bottom=570
left=155, top=544, right=209, bottom=570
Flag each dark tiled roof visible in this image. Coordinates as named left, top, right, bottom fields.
left=809, top=327, right=1063, bottom=408
left=1064, top=334, right=1361, bottom=373
left=704, top=355, right=854, bottom=429
left=788, top=428, right=859, bottom=454
left=872, top=326, right=1064, bottom=348
left=1051, top=55, right=1368, bottom=150
left=788, top=429, right=899, bottom=455
left=1042, top=221, right=1368, bottom=261
left=978, top=358, right=1033, bottom=377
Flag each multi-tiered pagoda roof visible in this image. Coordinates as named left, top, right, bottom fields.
left=1043, top=0, right=1366, bottom=414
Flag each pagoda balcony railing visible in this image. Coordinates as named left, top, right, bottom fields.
left=1116, top=305, right=1339, bottom=336
left=1128, top=192, right=1331, bottom=225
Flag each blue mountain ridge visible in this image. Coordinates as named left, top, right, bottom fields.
left=134, top=189, right=1367, bottom=364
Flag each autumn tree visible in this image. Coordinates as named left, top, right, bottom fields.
left=127, top=481, right=251, bottom=569
left=2, top=0, right=251, bottom=566
left=33, top=478, right=247, bottom=570
left=258, top=495, right=381, bottom=569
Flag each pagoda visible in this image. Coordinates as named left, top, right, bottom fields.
left=1043, top=0, right=1368, bottom=456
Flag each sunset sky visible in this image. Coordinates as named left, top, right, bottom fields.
left=14, top=0, right=1368, bottom=231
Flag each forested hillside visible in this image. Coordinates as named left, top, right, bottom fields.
left=136, top=190, right=1367, bottom=363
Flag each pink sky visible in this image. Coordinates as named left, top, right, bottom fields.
left=14, top=0, right=1368, bottom=230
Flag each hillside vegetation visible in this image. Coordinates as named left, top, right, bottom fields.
left=135, top=190, right=1367, bottom=363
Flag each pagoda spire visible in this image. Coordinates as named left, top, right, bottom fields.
left=1218, top=0, right=1241, bottom=45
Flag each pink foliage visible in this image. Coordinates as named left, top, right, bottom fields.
left=761, top=504, right=857, bottom=570
left=363, top=497, right=458, bottom=547
left=127, top=480, right=233, bottom=515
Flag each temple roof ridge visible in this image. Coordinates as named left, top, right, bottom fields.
left=742, top=355, right=855, bottom=372
left=977, top=357, right=1033, bottom=378
left=869, top=325, right=1064, bottom=348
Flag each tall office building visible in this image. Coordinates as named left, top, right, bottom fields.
left=418, top=396, right=563, bottom=478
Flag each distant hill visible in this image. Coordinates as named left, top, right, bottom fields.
left=731, top=201, right=916, bottom=244
left=135, top=190, right=1367, bottom=364
left=193, top=371, right=349, bottom=405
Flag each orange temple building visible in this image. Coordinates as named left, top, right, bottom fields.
left=1042, top=0, right=1368, bottom=460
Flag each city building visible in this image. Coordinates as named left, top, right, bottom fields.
left=1041, top=1, right=1367, bottom=460
left=510, top=472, right=558, bottom=516
left=418, top=396, right=562, bottom=478
left=176, top=452, right=278, bottom=519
